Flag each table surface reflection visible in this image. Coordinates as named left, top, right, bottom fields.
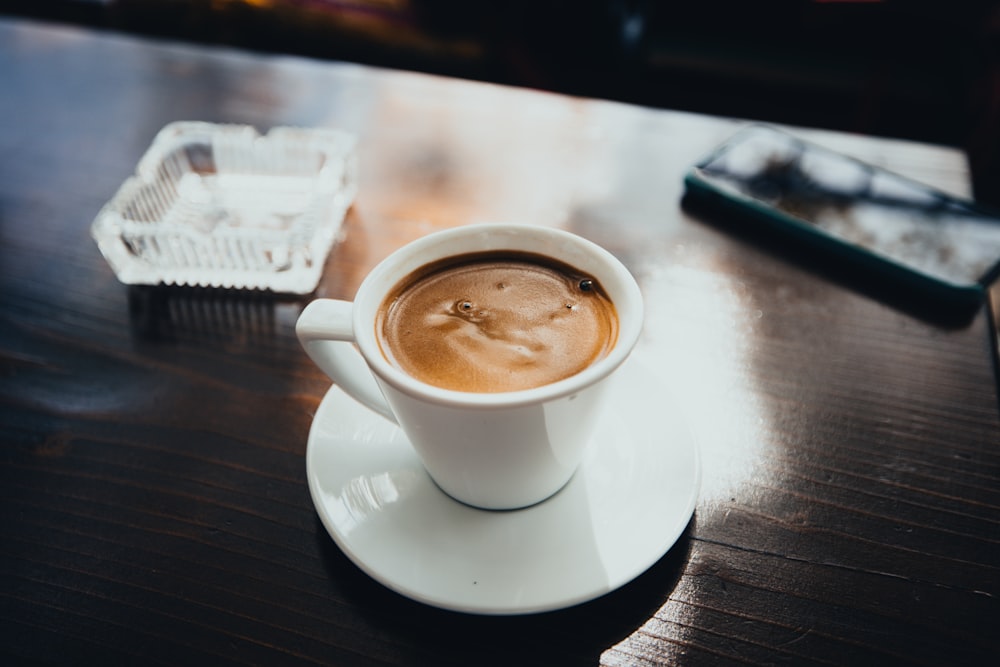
left=1, top=16, right=998, bottom=667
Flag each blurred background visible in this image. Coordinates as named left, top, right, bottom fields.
left=3, top=0, right=998, bottom=203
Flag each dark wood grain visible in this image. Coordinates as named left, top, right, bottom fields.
left=1, top=17, right=998, bottom=666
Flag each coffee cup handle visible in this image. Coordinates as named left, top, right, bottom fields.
left=296, top=299, right=398, bottom=424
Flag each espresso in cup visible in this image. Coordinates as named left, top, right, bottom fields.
left=376, top=251, right=618, bottom=393
left=298, top=224, right=643, bottom=508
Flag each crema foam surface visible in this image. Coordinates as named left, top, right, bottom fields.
left=377, top=253, right=618, bottom=393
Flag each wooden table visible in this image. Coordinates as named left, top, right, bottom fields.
left=2, top=17, right=998, bottom=666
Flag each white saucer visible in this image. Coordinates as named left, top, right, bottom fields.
left=306, top=359, right=700, bottom=615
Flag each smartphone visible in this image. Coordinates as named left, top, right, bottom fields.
left=683, top=125, right=1000, bottom=322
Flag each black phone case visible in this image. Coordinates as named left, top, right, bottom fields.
left=683, top=125, right=1000, bottom=324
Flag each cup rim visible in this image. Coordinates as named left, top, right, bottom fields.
left=352, top=223, right=644, bottom=409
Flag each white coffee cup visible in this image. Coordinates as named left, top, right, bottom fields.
left=296, top=223, right=643, bottom=510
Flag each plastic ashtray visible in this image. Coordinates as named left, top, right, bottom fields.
left=91, top=121, right=357, bottom=294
